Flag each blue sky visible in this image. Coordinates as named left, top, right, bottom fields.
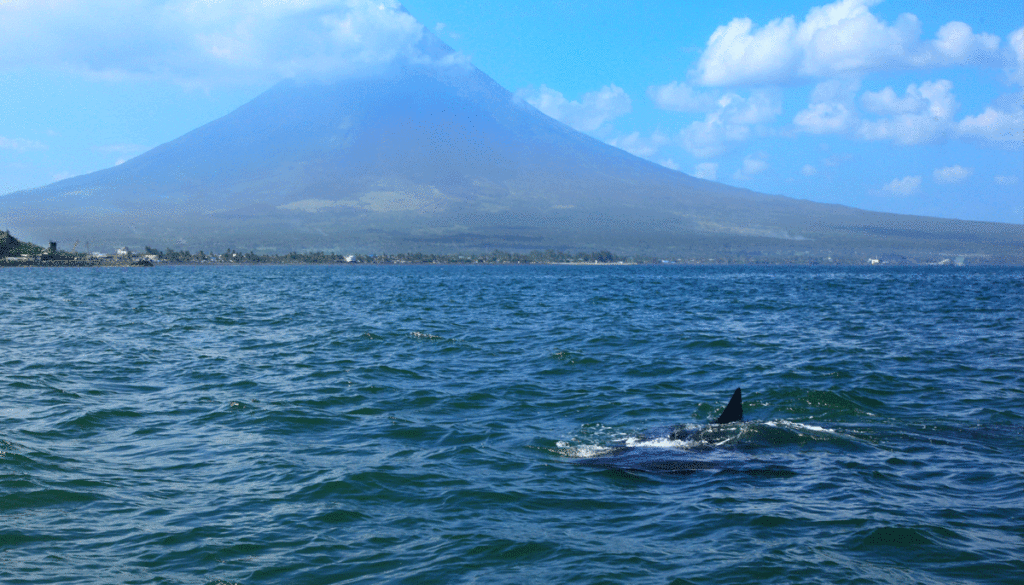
left=1, top=0, right=1021, bottom=224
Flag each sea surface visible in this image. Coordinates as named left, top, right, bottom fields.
left=2, top=265, right=1022, bottom=585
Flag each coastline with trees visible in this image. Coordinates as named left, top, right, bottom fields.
left=1, top=231, right=999, bottom=267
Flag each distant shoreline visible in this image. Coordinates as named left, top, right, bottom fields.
left=3, top=232, right=1018, bottom=267
left=0, top=257, right=154, bottom=268
left=3, top=256, right=1010, bottom=268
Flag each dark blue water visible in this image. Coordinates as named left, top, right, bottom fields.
left=2, top=265, right=1022, bottom=584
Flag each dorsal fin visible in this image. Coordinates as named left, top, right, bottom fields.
left=714, top=388, right=743, bottom=424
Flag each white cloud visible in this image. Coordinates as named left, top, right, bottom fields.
left=0, top=0, right=439, bottom=86
left=956, top=104, right=1024, bottom=147
left=648, top=81, right=718, bottom=112
left=695, top=11, right=803, bottom=86
left=857, top=80, right=957, bottom=145
left=517, top=84, right=631, bottom=133
left=733, top=153, right=769, bottom=180
left=659, top=159, right=680, bottom=171
left=680, top=90, right=781, bottom=158
left=1009, top=27, right=1024, bottom=85
left=862, top=87, right=924, bottom=115
left=925, top=22, right=1001, bottom=67
left=434, top=21, right=460, bottom=41
left=0, top=136, right=45, bottom=150
left=606, top=131, right=669, bottom=158
left=933, top=165, right=973, bottom=183
left=694, top=0, right=1010, bottom=86
left=694, top=162, right=718, bottom=180
left=854, top=80, right=1021, bottom=148
left=862, top=80, right=957, bottom=118
left=743, top=155, right=768, bottom=174
left=882, top=175, right=921, bottom=196
left=801, top=164, right=817, bottom=176
left=995, top=175, right=1018, bottom=185
left=795, top=102, right=854, bottom=134
left=794, top=79, right=858, bottom=133
left=681, top=117, right=740, bottom=159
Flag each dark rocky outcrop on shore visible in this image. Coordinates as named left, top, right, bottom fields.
left=1, top=230, right=42, bottom=257
left=1, top=231, right=152, bottom=267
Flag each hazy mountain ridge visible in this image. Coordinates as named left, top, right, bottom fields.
left=2, top=35, right=1021, bottom=261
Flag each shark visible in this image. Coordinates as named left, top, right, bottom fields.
left=664, top=387, right=743, bottom=440
left=714, top=387, right=744, bottom=425
left=569, top=387, right=792, bottom=476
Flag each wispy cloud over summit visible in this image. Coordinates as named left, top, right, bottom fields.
left=0, top=0, right=439, bottom=86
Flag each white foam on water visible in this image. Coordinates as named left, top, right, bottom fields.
left=764, top=420, right=836, bottom=433
left=559, top=432, right=703, bottom=458
left=623, top=436, right=697, bottom=449
left=556, top=441, right=616, bottom=458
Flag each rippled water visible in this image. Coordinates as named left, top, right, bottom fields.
left=2, top=265, right=1022, bottom=584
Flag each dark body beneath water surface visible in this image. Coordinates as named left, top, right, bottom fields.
left=2, top=265, right=1022, bottom=585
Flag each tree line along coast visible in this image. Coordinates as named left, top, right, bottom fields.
left=2, top=231, right=634, bottom=266
left=1, top=231, right=992, bottom=267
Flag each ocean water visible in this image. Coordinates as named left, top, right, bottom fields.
left=1, top=265, right=1022, bottom=585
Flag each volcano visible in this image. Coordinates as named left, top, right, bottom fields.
left=2, top=35, right=1021, bottom=261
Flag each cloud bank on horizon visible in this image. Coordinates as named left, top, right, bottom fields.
left=1, top=0, right=1022, bottom=223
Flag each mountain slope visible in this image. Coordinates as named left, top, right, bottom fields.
left=2, top=40, right=1021, bottom=261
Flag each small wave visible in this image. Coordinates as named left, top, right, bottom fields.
left=409, top=331, right=444, bottom=341
left=1, top=488, right=103, bottom=512
left=849, top=526, right=937, bottom=549
left=564, top=419, right=844, bottom=459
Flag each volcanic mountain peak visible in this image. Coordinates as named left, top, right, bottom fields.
left=2, top=33, right=1021, bottom=262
